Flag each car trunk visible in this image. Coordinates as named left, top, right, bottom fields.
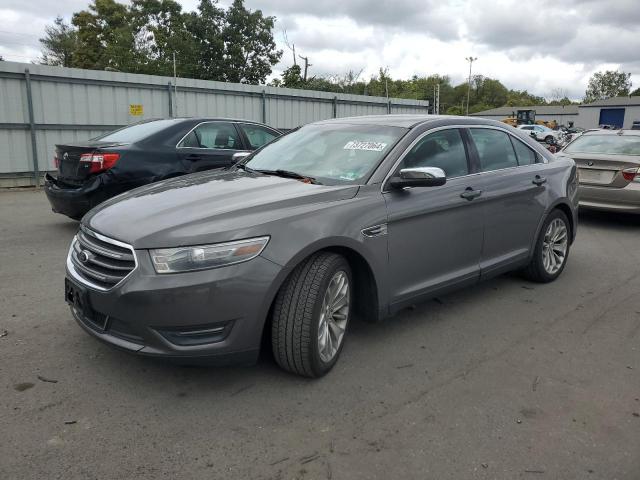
left=571, top=153, right=640, bottom=188
left=55, top=142, right=124, bottom=185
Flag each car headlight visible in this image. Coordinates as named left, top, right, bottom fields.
left=150, top=236, right=270, bottom=273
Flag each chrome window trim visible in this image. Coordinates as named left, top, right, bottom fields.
left=380, top=124, right=547, bottom=193
left=175, top=120, right=243, bottom=150
left=67, top=226, right=138, bottom=292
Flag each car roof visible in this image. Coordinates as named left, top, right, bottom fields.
left=138, top=117, right=278, bottom=127
left=312, top=114, right=503, bottom=129
left=581, top=129, right=640, bottom=137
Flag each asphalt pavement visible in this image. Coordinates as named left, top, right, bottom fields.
left=1, top=189, right=639, bottom=479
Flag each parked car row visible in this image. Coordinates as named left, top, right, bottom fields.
left=45, top=118, right=282, bottom=219
left=61, top=115, right=580, bottom=377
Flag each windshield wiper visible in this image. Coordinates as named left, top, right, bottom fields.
left=235, top=163, right=256, bottom=173
left=255, top=169, right=321, bottom=185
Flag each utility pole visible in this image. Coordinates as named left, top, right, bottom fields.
left=465, top=56, right=477, bottom=115
left=173, top=52, right=178, bottom=116
left=433, top=84, right=436, bottom=114
left=298, top=55, right=312, bottom=82
left=436, top=83, right=440, bottom=115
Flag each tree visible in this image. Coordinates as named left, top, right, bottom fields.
left=221, top=0, right=282, bottom=83
left=72, top=0, right=136, bottom=71
left=130, top=0, right=195, bottom=76
left=584, top=70, right=632, bottom=103
left=631, top=87, right=640, bottom=97
left=39, top=16, right=78, bottom=67
left=506, top=90, right=546, bottom=107
left=185, top=0, right=226, bottom=80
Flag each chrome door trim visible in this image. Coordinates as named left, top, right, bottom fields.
left=175, top=120, right=243, bottom=150
left=380, top=123, right=548, bottom=193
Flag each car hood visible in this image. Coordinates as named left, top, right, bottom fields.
left=84, top=169, right=360, bottom=248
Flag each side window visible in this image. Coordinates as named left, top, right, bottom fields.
left=401, top=129, right=468, bottom=178
left=240, top=124, right=279, bottom=150
left=179, top=122, right=240, bottom=149
left=469, top=129, right=518, bottom=172
left=521, top=126, right=533, bottom=131
left=510, top=137, right=537, bottom=165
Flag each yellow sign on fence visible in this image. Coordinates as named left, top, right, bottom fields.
left=129, top=104, right=143, bottom=116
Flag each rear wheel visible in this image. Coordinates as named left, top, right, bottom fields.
left=544, top=135, right=555, bottom=144
left=271, top=252, right=351, bottom=377
left=522, top=209, right=570, bottom=283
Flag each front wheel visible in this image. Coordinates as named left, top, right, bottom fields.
left=522, top=210, right=571, bottom=283
left=271, top=252, right=352, bottom=377
left=545, top=135, right=555, bottom=144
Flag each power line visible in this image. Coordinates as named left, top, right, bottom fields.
left=0, top=38, right=40, bottom=48
left=0, top=29, right=42, bottom=38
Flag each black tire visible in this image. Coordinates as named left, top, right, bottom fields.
left=544, top=135, right=555, bottom=144
left=271, top=252, right=352, bottom=378
left=522, top=209, right=571, bottom=283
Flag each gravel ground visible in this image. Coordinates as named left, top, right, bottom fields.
left=1, top=189, right=639, bottom=480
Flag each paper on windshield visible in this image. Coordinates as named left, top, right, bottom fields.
left=343, top=141, right=388, bottom=152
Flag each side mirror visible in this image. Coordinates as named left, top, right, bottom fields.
left=232, top=151, right=251, bottom=162
left=389, top=167, right=446, bottom=189
left=530, top=131, right=537, bottom=138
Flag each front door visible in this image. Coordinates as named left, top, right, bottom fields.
left=383, top=128, right=484, bottom=309
left=177, top=122, right=248, bottom=172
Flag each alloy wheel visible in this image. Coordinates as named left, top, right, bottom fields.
left=317, top=270, right=350, bottom=363
left=542, top=218, right=568, bottom=275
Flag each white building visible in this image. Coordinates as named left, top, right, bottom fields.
left=575, top=96, right=640, bottom=129
left=472, top=97, right=640, bottom=130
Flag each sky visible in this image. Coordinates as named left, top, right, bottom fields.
left=1, top=0, right=639, bottom=101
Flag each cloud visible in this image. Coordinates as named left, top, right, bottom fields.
left=0, top=0, right=638, bottom=100
left=247, top=0, right=462, bottom=40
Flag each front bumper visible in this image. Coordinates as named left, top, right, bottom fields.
left=579, top=182, right=640, bottom=214
left=66, top=248, right=285, bottom=365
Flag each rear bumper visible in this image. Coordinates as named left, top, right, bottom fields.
left=579, top=182, right=640, bottom=214
left=44, top=173, right=108, bottom=220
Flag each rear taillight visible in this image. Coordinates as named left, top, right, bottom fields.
left=79, top=153, right=120, bottom=174
left=54, top=155, right=60, bottom=169
left=622, top=167, right=640, bottom=183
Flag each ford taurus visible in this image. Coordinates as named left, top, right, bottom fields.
left=64, top=115, right=578, bottom=377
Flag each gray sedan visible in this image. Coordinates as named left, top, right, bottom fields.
left=558, top=129, right=640, bottom=213
left=65, top=115, right=578, bottom=377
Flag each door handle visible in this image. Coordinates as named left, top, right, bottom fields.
left=186, top=154, right=202, bottom=161
left=460, top=187, right=482, bottom=200
left=532, top=175, right=547, bottom=186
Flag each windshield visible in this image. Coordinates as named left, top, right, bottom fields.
left=244, top=123, right=407, bottom=185
left=92, top=119, right=178, bottom=143
left=564, top=134, right=640, bottom=156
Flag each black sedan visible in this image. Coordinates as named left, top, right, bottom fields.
left=45, top=118, right=282, bottom=219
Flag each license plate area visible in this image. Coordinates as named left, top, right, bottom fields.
left=578, top=168, right=615, bottom=185
left=65, top=278, right=108, bottom=331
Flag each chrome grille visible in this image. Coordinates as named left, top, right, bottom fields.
left=68, top=227, right=136, bottom=290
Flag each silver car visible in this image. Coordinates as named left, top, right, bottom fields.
left=65, top=115, right=578, bottom=377
left=558, top=129, right=640, bottom=213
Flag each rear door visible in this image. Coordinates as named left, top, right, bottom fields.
left=383, top=127, right=484, bottom=309
left=465, top=127, right=549, bottom=275
left=237, top=123, right=281, bottom=151
left=176, top=121, right=249, bottom=172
